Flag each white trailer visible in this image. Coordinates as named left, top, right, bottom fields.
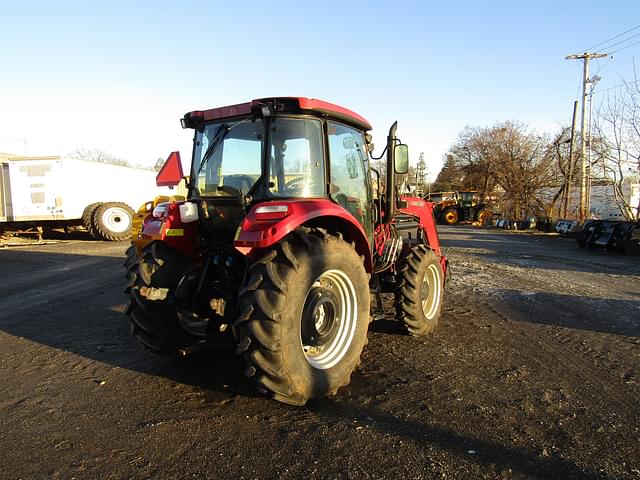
left=0, top=155, right=179, bottom=240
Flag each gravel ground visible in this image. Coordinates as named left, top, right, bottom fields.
left=0, top=226, right=638, bottom=479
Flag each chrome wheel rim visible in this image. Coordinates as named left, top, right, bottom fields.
left=300, top=269, right=358, bottom=369
left=101, top=207, right=132, bottom=233
left=421, top=264, right=442, bottom=319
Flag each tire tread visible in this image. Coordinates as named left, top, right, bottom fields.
left=395, top=245, right=443, bottom=336
left=236, top=229, right=369, bottom=406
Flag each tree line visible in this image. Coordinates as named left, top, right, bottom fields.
left=431, top=74, right=640, bottom=222
left=68, top=148, right=164, bottom=172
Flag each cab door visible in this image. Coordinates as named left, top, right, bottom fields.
left=326, top=121, right=374, bottom=245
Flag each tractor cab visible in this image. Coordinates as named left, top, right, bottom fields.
left=154, top=97, right=408, bottom=263
left=458, top=190, right=480, bottom=208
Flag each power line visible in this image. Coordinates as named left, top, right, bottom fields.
left=596, top=31, right=640, bottom=51
left=593, top=79, right=640, bottom=94
left=610, top=39, right=640, bottom=54
left=584, top=24, right=640, bottom=51
left=595, top=56, right=612, bottom=76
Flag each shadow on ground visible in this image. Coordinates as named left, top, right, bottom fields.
left=485, top=288, right=640, bottom=337
left=307, top=398, right=613, bottom=480
left=440, top=227, right=640, bottom=276
left=0, top=248, right=256, bottom=400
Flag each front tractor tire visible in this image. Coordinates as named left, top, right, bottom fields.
left=476, top=208, right=492, bottom=225
left=125, top=241, right=197, bottom=358
left=395, top=245, right=444, bottom=336
left=237, top=228, right=370, bottom=406
left=441, top=207, right=459, bottom=225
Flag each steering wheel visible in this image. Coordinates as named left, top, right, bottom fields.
left=283, top=176, right=307, bottom=195
left=223, top=174, right=258, bottom=194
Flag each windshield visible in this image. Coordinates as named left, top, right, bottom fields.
left=193, top=118, right=264, bottom=197
left=192, top=115, right=326, bottom=199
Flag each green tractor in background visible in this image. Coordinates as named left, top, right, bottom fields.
left=426, top=190, right=492, bottom=226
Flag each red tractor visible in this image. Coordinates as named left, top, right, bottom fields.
left=125, top=97, right=447, bottom=405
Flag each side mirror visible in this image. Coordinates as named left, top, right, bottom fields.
left=343, top=136, right=356, bottom=149
left=394, top=144, right=409, bottom=174
left=156, top=151, right=184, bottom=187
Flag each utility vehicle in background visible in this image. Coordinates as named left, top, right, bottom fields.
left=0, top=156, right=174, bottom=240
left=426, top=190, right=492, bottom=225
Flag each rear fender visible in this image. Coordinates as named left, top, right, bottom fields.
left=234, top=199, right=373, bottom=273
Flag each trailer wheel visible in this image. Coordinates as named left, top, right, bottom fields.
left=395, top=245, right=444, bottom=336
left=126, top=241, right=197, bottom=358
left=93, top=202, right=135, bottom=241
left=82, top=202, right=102, bottom=239
left=442, top=207, right=459, bottom=225
left=236, top=228, right=370, bottom=406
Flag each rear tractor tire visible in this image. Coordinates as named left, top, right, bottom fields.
left=441, top=207, right=459, bottom=225
left=395, top=245, right=444, bottom=336
left=126, top=241, right=198, bottom=358
left=124, top=244, right=139, bottom=284
left=236, top=228, right=371, bottom=406
left=93, top=202, right=135, bottom=241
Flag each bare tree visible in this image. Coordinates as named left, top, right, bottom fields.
left=548, top=127, right=579, bottom=218
left=154, top=157, right=165, bottom=172
left=68, top=148, right=130, bottom=167
left=448, top=122, right=561, bottom=219
left=431, top=154, right=463, bottom=192
left=592, top=71, right=640, bottom=221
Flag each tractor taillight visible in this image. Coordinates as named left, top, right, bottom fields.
left=254, top=204, right=289, bottom=221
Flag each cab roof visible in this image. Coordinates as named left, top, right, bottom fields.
left=182, top=97, right=372, bottom=131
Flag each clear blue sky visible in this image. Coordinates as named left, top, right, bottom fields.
left=1, top=0, right=639, bottom=178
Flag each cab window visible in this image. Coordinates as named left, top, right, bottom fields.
left=327, top=121, right=372, bottom=231
left=267, top=117, right=325, bottom=198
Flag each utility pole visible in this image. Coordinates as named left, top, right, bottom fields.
left=564, top=100, right=578, bottom=219
left=565, top=52, right=607, bottom=223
